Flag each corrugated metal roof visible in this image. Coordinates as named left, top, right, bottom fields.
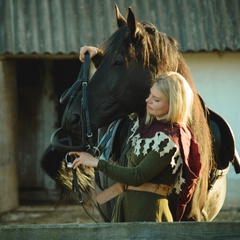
left=0, top=0, right=239, bottom=56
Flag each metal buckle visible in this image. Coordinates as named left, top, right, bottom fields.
left=82, top=81, right=88, bottom=87
left=87, top=132, right=93, bottom=138
left=64, top=152, right=78, bottom=168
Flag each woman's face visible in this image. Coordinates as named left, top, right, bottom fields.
left=145, top=84, right=169, bottom=120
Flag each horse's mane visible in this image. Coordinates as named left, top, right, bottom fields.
left=101, top=20, right=215, bottom=219
left=102, top=22, right=180, bottom=77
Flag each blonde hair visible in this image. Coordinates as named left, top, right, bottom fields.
left=145, top=72, right=194, bottom=125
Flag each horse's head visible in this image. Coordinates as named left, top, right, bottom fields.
left=59, top=6, right=184, bottom=149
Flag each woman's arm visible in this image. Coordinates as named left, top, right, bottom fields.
left=97, top=148, right=177, bottom=186
left=70, top=146, right=177, bottom=186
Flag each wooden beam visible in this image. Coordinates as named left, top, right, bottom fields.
left=0, top=54, right=79, bottom=60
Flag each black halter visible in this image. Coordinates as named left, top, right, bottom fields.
left=50, top=52, right=94, bottom=152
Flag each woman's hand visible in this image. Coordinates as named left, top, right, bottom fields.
left=69, top=151, right=99, bottom=169
left=79, top=46, right=99, bottom=62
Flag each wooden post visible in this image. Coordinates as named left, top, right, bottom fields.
left=0, top=60, right=18, bottom=213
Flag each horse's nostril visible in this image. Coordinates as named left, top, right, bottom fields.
left=66, top=113, right=81, bottom=132
left=70, top=113, right=80, bottom=125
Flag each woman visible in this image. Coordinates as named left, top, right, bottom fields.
left=70, top=50, right=202, bottom=221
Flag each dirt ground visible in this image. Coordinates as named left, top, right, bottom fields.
left=0, top=204, right=103, bottom=225
left=0, top=204, right=240, bottom=225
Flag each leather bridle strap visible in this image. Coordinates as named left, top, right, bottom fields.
left=50, top=53, right=93, bottom=151
left=80, top=53, right=94, bottom=148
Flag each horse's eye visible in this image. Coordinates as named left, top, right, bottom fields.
left=112, top=57, right=125, bottom=67
left=114, top=59, right=124, bottom=66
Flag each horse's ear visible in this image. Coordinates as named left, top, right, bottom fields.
left=127, top=7, right=138, bottom=40
left=115, top=5, right=126, bottom=28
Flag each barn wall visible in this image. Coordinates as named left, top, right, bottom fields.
left=16, top=60, right=59, bottom=202
left=183, top=51, right=240, bottom=209
left=17, top=59, right=81, bottom=203
left=0, top=60, right=18, bottom=213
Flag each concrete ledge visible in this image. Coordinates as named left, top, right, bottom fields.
left=1, top=222, right=240, bottom=240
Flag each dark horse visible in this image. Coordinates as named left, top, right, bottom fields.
left=42, top=6, right=240, bottom=221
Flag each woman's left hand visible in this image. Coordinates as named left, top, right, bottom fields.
left=69, top=151, right=99, bottom=169
left=79, top=46, right=99, bottom=62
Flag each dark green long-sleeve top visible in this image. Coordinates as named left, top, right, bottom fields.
left=97, top=119, right=184, bottom=222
